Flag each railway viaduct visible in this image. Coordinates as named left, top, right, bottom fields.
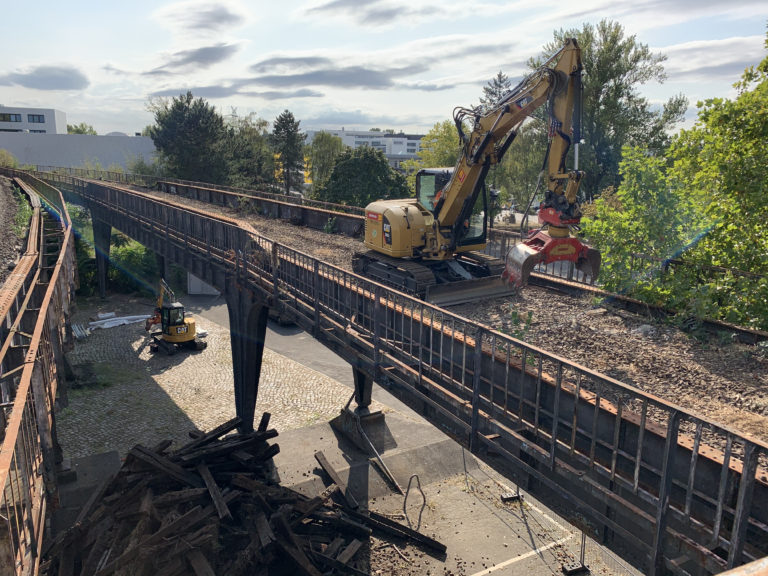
left=1, top=168, right=766, bottom=576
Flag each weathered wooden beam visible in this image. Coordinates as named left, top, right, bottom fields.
left=197, top=463, right=232, bottom=520
left=129, top=445, right=202, bottom=488
left=314, top=451, right=358, bottom=510
left=187, top=549, right=216, bottom=576
left=175, top=417, right=243, bottom=455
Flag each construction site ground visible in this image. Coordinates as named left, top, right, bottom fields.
left=55, top=293, right=641, bottom=576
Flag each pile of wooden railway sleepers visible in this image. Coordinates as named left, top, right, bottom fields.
left=41, top=414, right=445, bottom=576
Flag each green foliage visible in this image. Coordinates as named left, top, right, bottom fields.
left=108, top=238, right=159, bottom=294
left=499, top=307, right=533, bottom=341
left=148, top=91, right=227, bottom=183
left=307, top=132, right=345, bottom=196
left=271, top=110, right=306, bottom=194
left=319, top=147, right=409, bottom=207
left=68, top=204, right=158, bottom=296
left=0, top=149, right=19, bottom=168
left=12, top=186, right=33, bottom=238
left=495, top=125, right=548, bottom=210
left=527, top=20, right=687, bottom=199
left=67, top=122, right=97, bottom=135
left=581, top=33, right=768, bottom=330
left=401, top=120, right=461, bottom=191
left=323, top=217, right=338, bottom=234
left=224, top=112, right=274, bottom=189
left=127, top=154, right=167, bottom=178
left=479, top=71, right=512, bottom=113
left=581, top=146, right=697, bottom=294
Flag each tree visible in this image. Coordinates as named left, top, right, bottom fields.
left=307, top=131, right=345, bottom=196
left=319, top=146, right=409, bottom=207
left=580, top=32, right=768, bottom=330
left=495, top=125, right=548, bottom=210
left=401, top=120, right=462, bottom=191
left=0, top=149, right=18, bottom=168
left=663, top=34, right=768, bottom=328
left=271, top=110, right=305, bottom=194
left=223, top=111, right=274, bottom=189
left=531, top=20, right=687, bottom=199
left=67, top=122, right=97, bottom=135
left=479, top=70, right=512, bottom=112
left=148, top=91, right=227, bottom=183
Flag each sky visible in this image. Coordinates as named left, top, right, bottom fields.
left=1, top=1, right=766, bottom=136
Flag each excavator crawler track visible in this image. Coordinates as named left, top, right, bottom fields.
left=352, top=251, right=436, bottom=297
left=353, top=250, right=514, bottom=306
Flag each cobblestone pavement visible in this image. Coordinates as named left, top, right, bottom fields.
left=57, top=295, right=383, bottom=459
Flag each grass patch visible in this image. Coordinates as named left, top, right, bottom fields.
left=12, top=186, right=33, bottom=239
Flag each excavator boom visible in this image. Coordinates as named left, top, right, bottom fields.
left=503, top=39, right=600, bottom=286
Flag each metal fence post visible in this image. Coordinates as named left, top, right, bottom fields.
left=470, top=327, right=484, bottom=453
left=649, top=410, right=680, bottom=576
left=313, top=260, right=320, bottom=335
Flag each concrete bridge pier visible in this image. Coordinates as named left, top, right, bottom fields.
left=226, top=288, right=269, bottom=433
left=91, top=216, right=111, bottom=299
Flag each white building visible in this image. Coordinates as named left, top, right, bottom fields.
left=0, top=133, right=156, bottom=170
left=306, top=129, right=423, bottom=169
left=0, top=106, right=67, bottom=134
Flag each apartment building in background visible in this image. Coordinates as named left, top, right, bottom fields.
left=0, top=106, right=67, bottom=134
left=305, top=129, right=423, bottom=169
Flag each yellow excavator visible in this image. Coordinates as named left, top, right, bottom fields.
left=353, top=38, right=599, bottom=304
left=145, top=278, right=207, bottom=355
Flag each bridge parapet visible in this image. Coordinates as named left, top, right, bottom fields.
left=0, top=169, right=76, bottom=576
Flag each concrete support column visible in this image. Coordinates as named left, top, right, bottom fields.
left=156, top=253, right=168, bottom=280
left=352, top=367, right=373, bottom=410
left=92, top=218, right=111, bottom=299
left=226, top=289, right=269, bottom=433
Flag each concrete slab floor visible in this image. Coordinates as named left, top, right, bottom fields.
left=272, top=413, right=641, bottom=576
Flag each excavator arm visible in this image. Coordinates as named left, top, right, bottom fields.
left=145, top=278, right=177, bottom=331
left=430, top=40, right=584, bottom=247
left=430, top=39, right=599, bottom=285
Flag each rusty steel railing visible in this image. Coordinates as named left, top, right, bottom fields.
left=0, top=170, right=76, bottom=576
left=36, top=172, right=767, bottom=575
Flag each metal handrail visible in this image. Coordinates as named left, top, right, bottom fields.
left=0, top=169, right=75, bottom=576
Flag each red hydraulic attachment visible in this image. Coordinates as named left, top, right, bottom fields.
left=503, top=207, right=601, bottom=287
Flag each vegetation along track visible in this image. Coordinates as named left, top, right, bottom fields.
left=98, top=182, right=768, bottom=444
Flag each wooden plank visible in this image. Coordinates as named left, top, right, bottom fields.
left=129, top=445, right=202, bottom=488
left=197, top=463, right=232, bottom=520
left=75, top=473, right=115, bottom=525
left=324, top=537, right=345, bottom=558
left=254, top=511, right=275, bottom=549
left=312, top=551, right=371, bottom=576
left=174, top=417, right=242, bottom=455
left=345, top=508, right=446, bottom=553
left=336, top=538, right=363, bottom=564
left=178, top=430, right=278, bottom=463
left=257, top=412, right=271, bottom=432
left=314, top=451, right=358, bottom=509
left=187, top=549, right=216, bottom=576
left=272, top=512, right=323, bottom=576
left=291, top=484, right=338, bottom=528
left=153, top=487, right=208, bottom=507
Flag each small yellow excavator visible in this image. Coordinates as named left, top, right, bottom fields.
left=145, top=279, right=207, bottom=355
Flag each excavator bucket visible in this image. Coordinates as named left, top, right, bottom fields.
left=504, top=243, right=545, bottom=287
